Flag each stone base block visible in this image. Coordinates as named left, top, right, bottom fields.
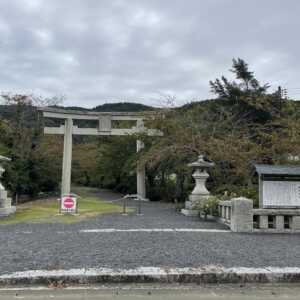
left=0, top=189, right=7, bottom=202
left=185, top=197, right=210, bottom=210
left=0, top=206, right=16, bottom=218
left=188, top=194, right=210, bottom=203
left=2, top=197, right=12, bottom=209
left=181, top=209, right=199, bottom=217
left=275, top=215, right=284, bottom=230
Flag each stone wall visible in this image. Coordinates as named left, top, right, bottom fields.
left=218, top=198, right=300, bottom=233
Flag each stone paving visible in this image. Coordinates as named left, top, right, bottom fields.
left=0, top=189, right=300, bottom=275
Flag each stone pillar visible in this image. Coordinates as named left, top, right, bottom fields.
left=224, top=206, right=228, bottom=220
left=226, top=206, right=231, bottom=220
left=61, top=118, right=73, bottom=196
left=259, top=215, right=268, bottom=229
left=292, top=216, right=300, bottom=230
left=221, top=206, right=225, bottom=219
left=230, top=197, right=253, bottom=233
left=275, top=215, right=284, bottom=231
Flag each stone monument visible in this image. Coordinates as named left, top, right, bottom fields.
left=181, top=155, right=215, bottom=216
left=0, top=155, right=16, bottom=217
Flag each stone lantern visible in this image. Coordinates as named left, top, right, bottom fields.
left=0, top=155, right=16, bottom=217
left=181, top=155, right=215, bottom=216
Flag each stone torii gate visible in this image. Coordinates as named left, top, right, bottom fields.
left=39, top=107, right=162, bottom=199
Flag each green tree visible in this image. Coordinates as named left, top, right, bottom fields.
left=209, top=58, right=282, bottom=125
left=1, top=94, right=62, bottom=198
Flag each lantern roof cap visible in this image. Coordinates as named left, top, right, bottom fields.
left=188, top=155, right=215, bottom=168
left=0, top=155, right=11, bottom=162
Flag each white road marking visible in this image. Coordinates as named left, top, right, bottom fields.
left=79, top=228, right=230, bottom=233
left=17, top=228, right=230, bottom=235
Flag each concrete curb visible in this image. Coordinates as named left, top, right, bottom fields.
left=0, top=267, right=300, bottom=285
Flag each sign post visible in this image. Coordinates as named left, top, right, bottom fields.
left=61, top=194, right=78, bottom=214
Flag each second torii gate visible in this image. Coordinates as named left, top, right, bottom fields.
left=39, top=107, right=162, bottom=199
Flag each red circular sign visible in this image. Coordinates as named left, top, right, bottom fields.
left=63, top=197, right=75, bottom=209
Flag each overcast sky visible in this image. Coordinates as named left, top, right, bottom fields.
left=0, top=0, right=299, bottom=107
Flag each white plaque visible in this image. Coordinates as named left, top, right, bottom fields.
left=263, top=181, right=300, bottom=208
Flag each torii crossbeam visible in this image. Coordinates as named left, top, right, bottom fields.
left=39, top=107, right=162, bottom=199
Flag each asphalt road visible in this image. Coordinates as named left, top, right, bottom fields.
left=1, top=284, right=300, bottom=300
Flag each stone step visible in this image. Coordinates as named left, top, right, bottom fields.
left=0, top=197, right=12, bottom=209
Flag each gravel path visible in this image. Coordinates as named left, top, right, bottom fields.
left=0, top=189, right=300, bottom=275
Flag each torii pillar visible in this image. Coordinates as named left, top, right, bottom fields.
left=61, top=118, right=73, bottom=196
left=136, top=120, right=146, bottom=199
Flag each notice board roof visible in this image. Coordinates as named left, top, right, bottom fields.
left=254, top=164, right=300, bottom=176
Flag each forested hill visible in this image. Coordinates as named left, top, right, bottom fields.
left=93, top=102, right=154, bottom=112
left=47, top=102, right=154, bottom=112
left=0, top=102, right=155, bottom=124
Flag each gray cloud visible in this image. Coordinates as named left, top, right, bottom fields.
left=0, top=0, right=299, bottom=107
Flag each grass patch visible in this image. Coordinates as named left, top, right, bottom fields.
left=0, top=187, right=124, bottom=225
